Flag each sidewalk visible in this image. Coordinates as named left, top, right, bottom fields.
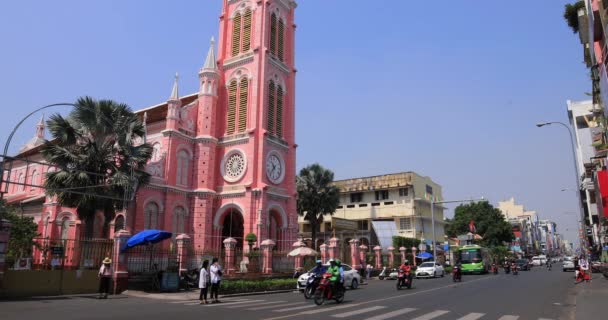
left=122, top=288, right=297, bottom=301
left=574, top=274, right=608, bottom=319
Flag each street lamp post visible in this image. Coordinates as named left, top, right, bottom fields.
left=536, top=121, right=586, bottom=252
left=429, top=197, right=485, bottom=262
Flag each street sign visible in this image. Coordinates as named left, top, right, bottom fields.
left=331, top=217, right=358, bottom=231
left=51, top=246, right=64, bottom=256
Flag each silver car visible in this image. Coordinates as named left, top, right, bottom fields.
left=297, top=263, right=362, bottom=290
left=563, top=256, right=575, bottom=272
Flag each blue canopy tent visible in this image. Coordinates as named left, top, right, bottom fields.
left=417, top=252, right=433, bottom=260
left=122, top=230, right=173, bottom=252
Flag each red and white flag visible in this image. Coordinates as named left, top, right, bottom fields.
left=469, top=220, right=476, bottom=234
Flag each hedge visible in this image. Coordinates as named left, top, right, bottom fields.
left=219, top=278, right=297, bottom=294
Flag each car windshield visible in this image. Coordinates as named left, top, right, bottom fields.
left=564, top=257, right=573, bottom=261
left=420, top=262, right=434, bottom=268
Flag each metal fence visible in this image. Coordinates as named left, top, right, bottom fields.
left=31, top=237, right=113, bottom=270
left=272, top=251, right=294, bottom=274
left=125, top=244, right=178, bottom=275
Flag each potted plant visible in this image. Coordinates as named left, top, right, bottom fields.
left=245, top=233, right=258, bottom=251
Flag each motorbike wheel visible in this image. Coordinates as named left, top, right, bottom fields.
left=304, top=286, right=314, bottom=299
left=396, top=280, right=401, bottom=290
left=335, top=288, right=345, bottom=304
left=313, top=290, right=325, bottom=306
left=407, top=279, right=412, bottom=289
left=379, top=276, right=385, bottom=280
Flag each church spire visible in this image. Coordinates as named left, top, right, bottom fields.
left=169, top=73, right=179, bottom=101
left=36, top=114, right=45, bottom=139
left=202, top=37, right=218, bottom=71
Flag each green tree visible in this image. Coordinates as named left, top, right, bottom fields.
left=296, top=163, right=340, bottom=248
left=445, top=201, right=514, bottom=247
left=563, top=1, right=586, bottom=34
left=41, top=97, right=152, bottom=238
left=0, top=200, right=40, bottom=266
left=392, top=236, right=421, bottom=250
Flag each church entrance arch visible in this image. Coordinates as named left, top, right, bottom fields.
left=220, top=208, right=244, bottom=249
left=268, top=209, right=284, bottom=250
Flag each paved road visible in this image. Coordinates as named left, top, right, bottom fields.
left=1, top=266, right=579, bottom=320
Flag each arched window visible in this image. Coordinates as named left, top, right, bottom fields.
left=176, top=150, right=190, bottom=186
left=60, top=217, right=70, bottom=241
left=231, top=13, right=242, bottom=57
left=276, top=86, right=284, bottom=138
left=30, top=170, right=39, bottom=191
left=114, top=215, right=125, bottom=233
left=18, top=173, right=24, bottom=192
left=43, top=215, right=50, bottom=238
left=242, top=9, right=252, bottom=52
left=278, top=19, right=285, bottom=61
left=173, top=206, right=187, bottom=235
left=144, top=202, right=160, bottom=230
left=227, top=80, right=238, bottom=135
left=267, top=81, right=275, bottom=135
left=238, top=78, right=249, bottom=132
left=270, top=13, right=277, bottom=55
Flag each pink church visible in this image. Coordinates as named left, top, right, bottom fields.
left=4, top=0, right=299, bottom=262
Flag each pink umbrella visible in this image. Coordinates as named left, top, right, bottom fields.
left=287, top=247, right=318, bottom=257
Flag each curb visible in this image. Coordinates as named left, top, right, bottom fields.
left=121, top=288, right=298, bottom=300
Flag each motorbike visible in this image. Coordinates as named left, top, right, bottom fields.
left=491, top=264, right=498, bottom=275
left=304, top=273, right=321, bottom=299
left=313, top=272, right=345, bottom=306
left=452, top=265, right=462, bottom=282
left=504, top=263, right=511, bottom=274
left=180, top=268, right=199, bottom=289
left=396, top=269, right=413, bottom=290
left=378, top=266, right=389, bottom=280
left=511, top=264, right=518, bottom=275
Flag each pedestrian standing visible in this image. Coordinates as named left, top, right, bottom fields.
left=359, top=259, right=366, bottom=283
left=199, top=260, right=210, bottom=304
left=209, top=257, right=223, bottom=303
left=366, top=263, right=372, bottom=280
left=98, top=257, right=113, bottom=299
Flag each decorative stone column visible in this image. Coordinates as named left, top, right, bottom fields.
left=387, top=246, right=395, bottom=268
left=349, top=239, right=360, bottom=269
left=399, top=247, right=406, bottom=264
left=260, top=239, right=275, bottom=274
left=373, top=246, right=382, bottom=269
left=176, top=234, right=191, bottom=274
left=320, top=244, right=328, bottom=263
left=293, top=239, right=305, bottom=270
left=112, top=229, right=131, bottom=294
left=359, top=244, right=368, bottom=265
left=223, top=237, right=237, bottom=275
left=411, top=247, right=417, bottom=267
left=329, top=237, right=339, bottom=261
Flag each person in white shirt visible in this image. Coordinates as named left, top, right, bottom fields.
left=98, top=257, right=113, bottom=299
left=209, top=257, right=222, bottom=303
left=198, top=260, right=210, bottom=304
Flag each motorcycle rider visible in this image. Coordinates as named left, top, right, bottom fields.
left=327, top=259, right=340, bottom=295
left=311, top=260, right=326, bottom=277
left=336, top=259, right=345, bottom=292
left=398, top=260, right=412, bottom=285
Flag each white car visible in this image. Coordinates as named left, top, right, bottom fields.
left=563, top=256, right=575, bottom=272
left=415, top=262, right=445, bottom=278
left=531, top=256, right=543, bottom=266
left=296, top=263, right=362, bottom=290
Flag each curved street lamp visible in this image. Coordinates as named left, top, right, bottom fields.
left=536, top=121, right=586, bottom=251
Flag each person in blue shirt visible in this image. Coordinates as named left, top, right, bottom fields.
left=311, top=260, right=326, bottom=276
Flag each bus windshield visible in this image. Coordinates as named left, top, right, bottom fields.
left=460, top=250, right=482, bottom=264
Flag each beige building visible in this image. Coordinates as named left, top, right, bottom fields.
left=298, top=172, right=445, bottom=251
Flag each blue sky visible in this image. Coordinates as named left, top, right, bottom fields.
left=0, top=1, right=588, bottom=244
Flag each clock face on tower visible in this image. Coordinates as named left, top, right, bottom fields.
left=266, top=151, right=285, bottom=184
left=221, top=149, right=247, bottom=183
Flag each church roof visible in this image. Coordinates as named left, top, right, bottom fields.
left=202, top=37, right=217, bottom=71
left=135, top=93, right=199, bottom=123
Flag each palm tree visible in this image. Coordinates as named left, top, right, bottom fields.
left=296, top=163, right=340, bottom=249
left=41, top=96, right=152, bottom=238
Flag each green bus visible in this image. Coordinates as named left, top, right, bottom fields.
left=457, top=244, right=491, bottom=274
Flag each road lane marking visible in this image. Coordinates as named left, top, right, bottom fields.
left=247, top=302, right=306, bottom=311
left=497, top=316, right=519, bottom=320
left=457, top=313, right=485, bottom=320
left=297, top=303, right=364, bottom=315
left=171, top=298, right=248, bottom=304
left=263, top=275, right=494, bottom=320
left=273, top=304, right=316, bottom=312
left=411, top=310, right=450, bottom=320
left=189, top=299, right=264, bottom=307
left=362, top=308, right=417, bottom=320
left=226, top=301, right=285, bottom=309
left=331, top=306, right=386, bottom=318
